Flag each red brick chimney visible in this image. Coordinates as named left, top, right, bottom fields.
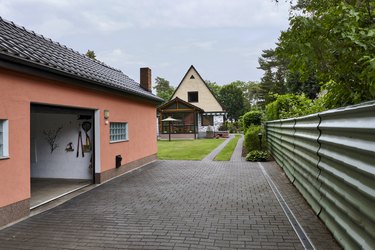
left=140, top=67, right=152, bottom=92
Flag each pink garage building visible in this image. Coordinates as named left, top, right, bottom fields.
left=0, top=18, right=162, bottom=227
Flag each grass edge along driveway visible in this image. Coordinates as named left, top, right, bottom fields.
left=214, top=134, right=241, bottom=161
left=157, top=139, right=225, bottom=160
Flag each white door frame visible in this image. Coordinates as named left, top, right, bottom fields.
left=94, top=110, right=101, bottom=176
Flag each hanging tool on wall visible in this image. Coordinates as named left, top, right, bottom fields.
left=82, top=121, right=92, bottom=153
left=65, top=142, right=74, bottom=152
left=76, top=124, right=84, bottom=158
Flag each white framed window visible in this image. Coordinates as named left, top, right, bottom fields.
left=0, top=120, right=9, bottom=158
left=110, top=122, right=128, bottom=143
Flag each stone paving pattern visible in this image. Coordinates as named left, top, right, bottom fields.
left=0, top=136, right=340, bottom=249
left=230, top=135, right=244, bottom=162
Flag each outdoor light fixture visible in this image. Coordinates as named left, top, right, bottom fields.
left=104, top=110, right=110, bottom=119
left=104, top=110, right=110, bottom=125
left=258, top=132, right=263, bottom=149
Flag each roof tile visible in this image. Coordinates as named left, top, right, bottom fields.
left=0, top=17, right=162, bottom=102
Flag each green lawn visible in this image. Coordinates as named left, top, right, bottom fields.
left=214, top=134, right=241, bottom=161
left=157, top=139, right=225, bottom=160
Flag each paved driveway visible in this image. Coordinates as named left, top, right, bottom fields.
left=0, top=160, right=339, bottom=249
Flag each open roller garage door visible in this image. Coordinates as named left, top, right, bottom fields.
left=30, top=104, right=94, bottom=208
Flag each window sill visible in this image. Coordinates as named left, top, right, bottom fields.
left=110, top=140, right=129, bottom=144
left=0, top=156, right=10, bottom=160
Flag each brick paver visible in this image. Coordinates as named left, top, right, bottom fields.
left=0, top=160, right=339, bottom=249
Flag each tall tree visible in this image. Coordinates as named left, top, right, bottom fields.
left=85, top=50, right=96, bottom=59
left=275, top=0, right=375, bottom=108
left=153, top=77, right=175, bottom=102
left=257, top=49, right=287, bottom=106
left=245, top=81, right=263, bottom=108
left=226, top=80, right=255, bottom=112
left=257, top=48, right=320, bottom=107
left=205, top=80, right=221, bottom=99
left=219, top=83, right=245, bottom=121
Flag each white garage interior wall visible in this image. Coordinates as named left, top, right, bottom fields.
left=31, top=110, right=93, bottom=180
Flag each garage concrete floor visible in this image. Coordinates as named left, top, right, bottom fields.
left=30, top=178, right=92, bottom=208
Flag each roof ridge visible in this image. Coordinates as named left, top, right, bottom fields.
left=0, top=16, right=122, bottom=73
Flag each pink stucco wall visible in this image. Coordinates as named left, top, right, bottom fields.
left=0, top=68, right=157, bottom=208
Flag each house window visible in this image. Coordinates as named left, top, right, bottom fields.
left=188, top=91, right=198, bottom=102
left=110, top=122, right=128, bottom=143
left=190, top=75, right=195, bottom=79
left=202, top=115, right=214, bottom=126
left=0, top=120, right=9, bottom=158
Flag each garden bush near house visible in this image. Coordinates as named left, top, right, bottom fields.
left=244, top=125, right=266, bottom=152
left=218, top=122, right=228, bottom=131
left=218, top=121, right=242, bottom=133
left=245, top=150, right=269, bottom=162
left=229, top=121, right=242, bottom=133
left=242, top=110, right=262, bottom=132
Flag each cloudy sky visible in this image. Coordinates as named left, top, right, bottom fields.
left=0, top=0, right=290, bottom=87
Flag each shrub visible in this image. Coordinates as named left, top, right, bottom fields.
left=245, top=150, right=269, bottom=162
left=219, top=121, right=242, bottom=133
left=242, top=111, right=263, bottom=132
left=265, top=93, right=312, bottom=121
left=244, top=125, right=266, bottom=152
left=230, top=121, right=242, bottom=133
left=218, top=122, right=228, bottom=131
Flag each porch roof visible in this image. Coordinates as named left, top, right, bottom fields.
left=158, top=97, right=204, bottom=113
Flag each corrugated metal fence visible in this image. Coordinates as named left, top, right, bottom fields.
left=266, top=101, right=375, bottom=249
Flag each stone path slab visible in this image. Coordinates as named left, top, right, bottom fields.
left=201, top=135, right=234, bottom=161
left=0, top=160, right=340, bottom=249
left=230, top=134, right=244, bottom=162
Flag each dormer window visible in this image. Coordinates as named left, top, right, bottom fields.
left=188, top=91, right=198, bottom=102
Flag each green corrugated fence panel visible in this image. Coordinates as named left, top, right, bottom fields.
left=293, top=115, right=322, bottom=214
left=317, top=102, right=375, bottom=249
left=280, top=119, right=296, bottom=182
left=266, top=121, right=284, bottom=169
left=319, top=168, right=375, bottom=249
left=319, top=205, right=360, bottom=249
left=293, top=177, right=321, bottom=214
left=265, top=101, right=375, bottom=249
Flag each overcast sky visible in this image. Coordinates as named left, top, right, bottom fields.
left=0, top=0, right=290, bottom=87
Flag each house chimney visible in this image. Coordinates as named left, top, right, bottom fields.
left=140, top=67, right=152, bottom=92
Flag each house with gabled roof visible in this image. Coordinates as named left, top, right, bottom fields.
left=0, top=17, right=163, bottom=226
left=157, top=65, right=226, bottom=139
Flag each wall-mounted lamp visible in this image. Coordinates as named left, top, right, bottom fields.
left=104, top=110, right=110, bottom=125
left=104, top=110, right=110, bottom=119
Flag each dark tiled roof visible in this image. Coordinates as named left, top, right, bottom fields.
left=0, top=17, right=162, bottom=102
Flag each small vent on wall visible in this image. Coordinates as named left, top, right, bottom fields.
left=190, top=75, right=195, bottom=79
